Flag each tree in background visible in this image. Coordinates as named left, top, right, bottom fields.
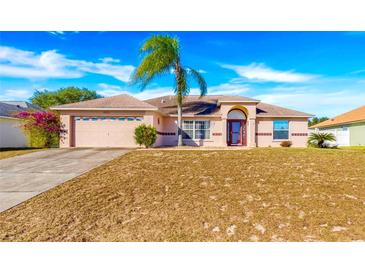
left=16, top=111, right=65, bottom=148
left=131, top=35, right=207, bottom=146
left=308, top=116, right=329, bottom=127
left=31, top=87, right=102, bottom=109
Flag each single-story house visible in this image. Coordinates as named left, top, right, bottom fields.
left=0, top=101, right=42, bottom=148
left=51, top=94, right=312, bottom=148
left=309, top=105, right=365, bottom=146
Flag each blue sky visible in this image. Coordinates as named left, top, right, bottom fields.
left=0, top=31, right=364, bottom=117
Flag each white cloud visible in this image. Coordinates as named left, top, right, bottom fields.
left=0, top=89, right=33, bottom=101
left=48, top=31, right=79, bottom=39
left=48, top=31, right=65, bottom=36
left=97, top=82, right=250, bottom=100
left=205, top=83, right=249, bottom=95
left=48, top=31, right=64, bottom=35
left=0, top=46, right=134, bottom=82
left=97, top=83, right=172, bottom=99
left=222, top=63, right=318, bottom=83
left=99, top=57, right=120, bottom=63
left=256, top=90, right=365, bottom=117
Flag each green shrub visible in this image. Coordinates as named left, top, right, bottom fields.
left=280, top=140, right=292, bottom=147
left=307, top=132, right=336, bottom=148
left=16, top=111, right=63, bottom=148
left=134, top=124, right=157, bottom=148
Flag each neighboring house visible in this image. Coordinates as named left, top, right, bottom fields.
left=309, top=105, right=365, bottom=146
left=0, top=101, right=43, bottom=148
left=51, top=94, right=312, bottom=148
left=0, top=101, right=44, bottom=111
left=0, top=102, right=28, bottom=148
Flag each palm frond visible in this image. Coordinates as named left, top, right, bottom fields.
left=308, top=132, right=336, bottom=148
left=131, top=35, right=179, bottom=89
left=187, top=67, right=207, bottom=97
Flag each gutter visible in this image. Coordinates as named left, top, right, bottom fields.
left=309, top=119, right=365, bottom=129
left=257, top=115, right=314, bottom=118
left=217, top=100, right=260, bottom=106
left=50, top=107, right=159, bottom=111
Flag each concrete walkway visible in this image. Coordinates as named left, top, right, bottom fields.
left=0, top=148, right=130, bottom=212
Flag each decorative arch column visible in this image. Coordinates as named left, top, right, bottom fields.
left=226, top=108, right=247, bottom=146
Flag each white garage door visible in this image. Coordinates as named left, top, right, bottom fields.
left=74, top=116, right=143, bottom=147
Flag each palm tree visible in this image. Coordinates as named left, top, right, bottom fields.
left=307, top=132, right=336, bottom=148
left=131, top=35, right=207, bottom=146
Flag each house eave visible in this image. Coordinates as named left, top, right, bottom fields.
left=257, top=115, right=313, bottom=118
left=309, top=119, right=365, bottom=129
left=51, top=107, right=159, bottom=111
left=168, top=114, right=221, bottom=118
left=217, top=100, right=260, bottom=106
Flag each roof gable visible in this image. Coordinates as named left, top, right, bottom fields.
left=51, top=94, right=157, bottom=110
left=145, top=95, right=312, bottom=117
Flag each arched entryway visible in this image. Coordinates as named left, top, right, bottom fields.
left=227, top=109, right=247, bottom=146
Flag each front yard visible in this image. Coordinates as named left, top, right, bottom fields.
left=0, top=148, right=364, bottom=241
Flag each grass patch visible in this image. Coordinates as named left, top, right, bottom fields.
left=0, top=148, right=46, bottom=160
left=0, top=148, right=364, bottom=241
left=339, top=146, right=365, bottom=151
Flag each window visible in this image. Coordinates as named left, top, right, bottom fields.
left=182, top=120, right=210, bottom=139
left=182, top=121, right=194, bottom=139
left=273, top=120, right=289, bottom=140
left=195, top=121, right=210, bottom=139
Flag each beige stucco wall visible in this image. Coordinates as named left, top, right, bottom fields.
left=219, top=102, right=257, bottom=147
left=0, top=117, right=28, bottom=148
left=57, top=106, right=309, bottom=148
left=256, top=117, right=309, bottom=147
left=152, top=112, right=164, bottom=147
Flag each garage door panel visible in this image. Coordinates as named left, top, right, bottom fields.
left=74, top=117, right=143, bottom=147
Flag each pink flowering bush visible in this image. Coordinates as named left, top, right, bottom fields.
left=16, top=111, right=65, bottom=148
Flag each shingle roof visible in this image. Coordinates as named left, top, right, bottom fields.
left=0, top=101, right=43, bottom=118
left=309, top=105, right=365, bottom=128
left=0, top=101, right=43, bottom=111
left=51, top=94, right=158, bottom=110
left=256, top=102, right=313, bottom=117
left=145, top=95, right=223, bottom=115
left=145, top=95, right=312, bottom=117
left=0, top=102, right=26, bottom=118
left=216, top=95, right=260, bottom=103
left=49, top=93, right=312, bottom=117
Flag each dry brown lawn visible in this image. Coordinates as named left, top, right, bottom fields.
left=0, top=148, right=45, bottom=160
left=0, top=148, right=364, bottom=242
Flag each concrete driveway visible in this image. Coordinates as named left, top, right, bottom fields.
left=0, top=148, right=130, bottom=212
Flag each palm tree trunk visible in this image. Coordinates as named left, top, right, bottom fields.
left=175, top=58, right=183, bottom=147
left=177, top=101, right=183, bottom=146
